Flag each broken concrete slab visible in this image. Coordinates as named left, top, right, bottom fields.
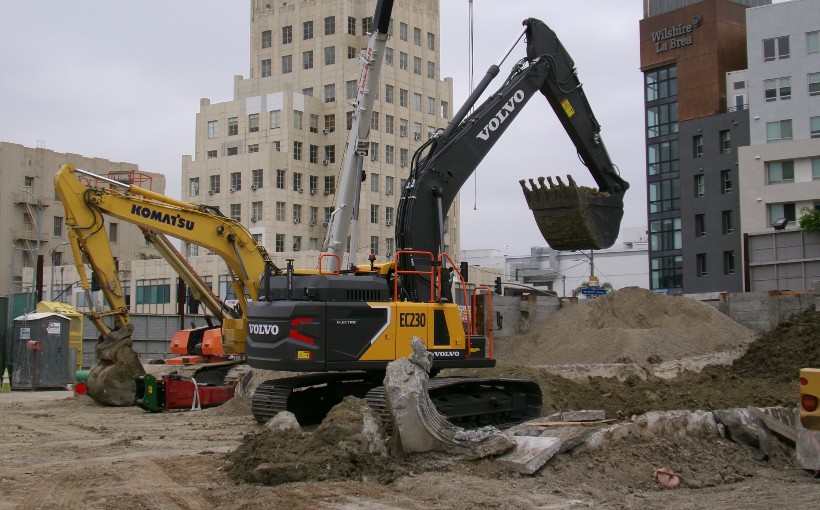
left=545, top=426, right=597, bottom=454
left=713, top=408, right=775, bottom=460
left=496, top=436, right=561, bottom=475
left=383, top=337, right=514, bottom=458
left=560, top=410, right=605, bottom=422
left=264, top=410, right=301, bottom=432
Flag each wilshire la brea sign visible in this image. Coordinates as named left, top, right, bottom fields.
left=652, top=16, right=702, bottom=53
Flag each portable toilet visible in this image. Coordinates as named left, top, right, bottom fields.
left=11, top=312, right=71, bottom=390
left=37, top=301, right=84, bottom=371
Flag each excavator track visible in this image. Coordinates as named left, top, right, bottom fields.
left=252, top=373, right=542, bottom=431
left=520, top=175, right=625, bottom=251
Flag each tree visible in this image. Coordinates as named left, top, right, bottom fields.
left=799, top=207, right=820, bottom=234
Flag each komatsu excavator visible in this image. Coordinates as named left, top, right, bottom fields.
left=244, top=16, right=629, bottom=426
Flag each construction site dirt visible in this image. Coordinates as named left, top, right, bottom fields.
left=2, top=289, right=820, bottom=509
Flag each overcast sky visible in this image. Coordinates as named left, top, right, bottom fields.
left=0, top=0, right=647, bottom=256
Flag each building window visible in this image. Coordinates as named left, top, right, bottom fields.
left=413, top=27, right=421, bottom=46
left=385, top=145, right=394, bottom=165
left=309, top=206, right=318, bottom=224
left=694, top=174, right=705, bottom=197
left=324, top=176, right=336, bottom=195
left=276, top=169, right=286, bottom=189
left=275, top=233, right=285, bottom=253
left=428, top=61, right=436, bottom=79
left=303, top=20, right=313, bottom=40
left=808, top=31, right=819, bottom=55
left=227, top=146, right=239, bottom=156
left=228, top=117, right=238, bottom=136
left=651, top=255, right=682, bottom=290
left=370, top=204, right=379, bottom=224
left=647, top=140, right=679, bottom=175
left=293, top=236, right=302, bottom=252
left=766, top=119, right=792, bottom=143
left=136, top=279, right=171, bottom=305
left=767, top=160, right=794, bottom=184
left=347, top=16, right=356, bottom=35
left=282, top=25, right=292, bottom=44
left=324, top=145, right=335, bottom=164
left=649, top=179, right=680, bottom=213
left=294, top=110, right=303, bottom=129
left=348, top=46, right=357, bottom=59
left=370, top=236, right=380, bottom=256
left=293, top=141, right=303, bottom=161
left=427, top=32, right=435, bottom=50
left=210, top=175, right=220, bottom=194
left=308, top=114, right=319, bottom=134
left=207, top=150, right=217, bottom=159
left=370, top=143, right=379, bottom=162
left=230, top=172, right=241, bottom=191
left=649, top=217, right=681, bottom=251
left=311, top=144, right=320, bottom=164
left=400, top=89, right=408, bottom=108
left=276, top=201, right=286, bottom=221
left=813, top=158, right=820, bottom=180
left=247, top=144, right=259, bottom=153
left=399, top=22, right=407, bottom=41
left=723, top=251, right=735, bottom=275
left=385, top=176, right=395, bottom=196
left=362, top=16, right=373, bottom=34
left=324, top=15, right=335, bottom=36
left=324, top=83, right=336, bottom=103
left=324, top=114, right=336, bottom=132
left=293, top=204, right=302, bottom=223
left=385, top=47, right=393, bottom=65
left=282, top=55, right=292, bottom=74
left=270, top=110, right=281, bottom=129
left=370, top=112, right=380, bottom=131
left=722, top=210, right=734, bottom=235
left=693, top=134, right=703, bottom=158
left=769, top=203, right=796, bottom=226
left=696, top=254, right=708, bottom=277
left=346, top=80, right=357, bottom=100
left=189, top=178, right=199, bottom=197
left=252, top=169, right=263, bottom=188
left=207, top=120, right=218, bottom=139
left=721, top=169, right=732, bottom=194
left=400, top=148, right=408, bottom=167
left=310, top=175, right=319, bottom=194
left=106, top=222, right=117, bottom=243
left=261, top=29, right=272, bottom=48
left=261, top=59, right=271, bottom=77
left=646, top=102, right=678, bottom=138
left=414, top=57, right=422, bottom=75
left=252, top=201, right=263, bottom=222
left=764, top=77, right=791, bottom=101
left=324, top=46, right=336, bottom=65
left=230, top=204, right=241, bottom=222
left=719, top=130, right=731, bottom=154
left=399, top=51, right=408, bottom=70
left=441, top=100, right=449, bottom=119
left=53, top=216, right=63, bottom=236
left=645, top=65, right=677, bottom=101
left=370, top=173, right=380, bottom=192
left=303, top=50, right=314, bottom=70
left=763, top=35, right=789, bottom=61
left=303, top=87, right=313, bottom=97
left=695, top=214, right=706, bottom=237
left=273, top=141, right=280, bottom=152
left=293, top=172, right=302, bottom=192
left=811, top=116, right=820, bottom=139
left=809, top=73, right=820, bottom=96
left=385, top=114, right=394, bottom=134
left=385, top=84, right=394, bottom=104
left=248, top=113, right=259, bottom=133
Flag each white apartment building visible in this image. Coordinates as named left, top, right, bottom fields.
left=738, top=0, right=820, bottom=290
left=182, top=0, right=455, bottom=270
left=1, top=141, right=165, bottom=297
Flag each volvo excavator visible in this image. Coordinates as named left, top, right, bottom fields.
left=244, top=16, right=629, bottom=427
left=56, top=6, right=628, bottom=430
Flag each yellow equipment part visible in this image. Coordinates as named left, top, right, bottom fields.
left=800, top=368, right=820, bottom=431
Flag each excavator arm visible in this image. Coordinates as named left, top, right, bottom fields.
left=55, top=163, right=278, bottom=405
left=395, top=18, right=628, bottom=300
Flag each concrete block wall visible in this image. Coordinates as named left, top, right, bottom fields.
left=492, top=294, right=563, bottom=338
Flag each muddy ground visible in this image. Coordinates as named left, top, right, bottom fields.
left=2, top=308, right=820, bottom=509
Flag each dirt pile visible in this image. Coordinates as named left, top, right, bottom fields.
left=497, top=287, right=755, bottom=366
left=225, top=396, right=409, bottom=485
left=451, top=307, right=820, bottom=417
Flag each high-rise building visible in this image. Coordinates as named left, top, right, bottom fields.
left=639, top=0, right=770, bottom=294
left=739, top=0, right=820, bottom=290
left=182, top=0, right=455, bottom=270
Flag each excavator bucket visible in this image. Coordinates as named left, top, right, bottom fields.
left=520, top=175, right=625, bottom=251
left=85, top=324, right=146, bottom=406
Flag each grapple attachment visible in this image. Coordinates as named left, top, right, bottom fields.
left=86, top=324, right=146, bottom=406
left=520, top=175, right=625, bottom=251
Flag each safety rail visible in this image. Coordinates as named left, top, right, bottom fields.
left=393, top=250, right=436, bottom=303
left=318, top=254, right=341, bottom=275
left=471, top=286, right=494, bottom=359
